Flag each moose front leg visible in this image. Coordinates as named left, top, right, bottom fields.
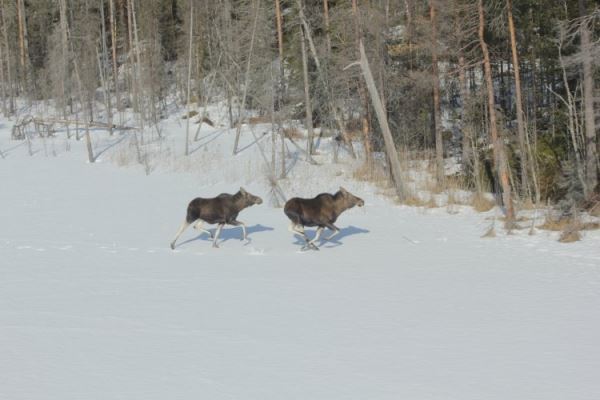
left=288, top=223, right=319, bottom=251
left=212, top=223, right=225, bottom=248
left=323, top=223, right=340, bottom=241
left=230, top=220, right=248, bottom=241
left=308, top=226, right=324, bottom=248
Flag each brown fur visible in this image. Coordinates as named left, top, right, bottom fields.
left=170, top=188, right=262, bottom=249
left=284, top=187, right=364, bottom=249
left=185, top=189, right=262, bottom=225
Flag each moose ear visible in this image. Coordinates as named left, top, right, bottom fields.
left=339, top=186, right=347, bottom=193
left=240, top=187, right=247, bottom=194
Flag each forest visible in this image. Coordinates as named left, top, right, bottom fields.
left=0, top=0, right=599, bottom=226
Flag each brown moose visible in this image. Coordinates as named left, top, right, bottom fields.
left=284, top=187, right=364, bottom=250
left=170, top=188, right=263, bottom=249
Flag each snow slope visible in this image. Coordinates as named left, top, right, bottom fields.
left=1, top=112, right=600, bottom=400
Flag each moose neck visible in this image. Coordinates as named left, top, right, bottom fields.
left=333, top=191, right=353, bottom=216
left=232, top=192, right=247, bottom=211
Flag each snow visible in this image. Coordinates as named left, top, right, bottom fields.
left=1, top=110, right=600, bottom=400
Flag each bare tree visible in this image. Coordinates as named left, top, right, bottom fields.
left=578, top=0, right=597, bottom=196
left=16, top=0, right=29, bottom=93
left=507, top=0, right=531, bottom=201
left=354, top=41, right=407, bottom=200
left=300, top=25, right=315, bottom=157
left=0, top=0, right=14, bottom=114
left=430, top=0, right=444, bottom=185
left=478, top=0, right=515, bottom=223
left=185, top=0, right=194, bottom=156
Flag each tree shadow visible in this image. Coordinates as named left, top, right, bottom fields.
left=291, top=225, right=370, bottom=249
left=235, top=131, right=268, bottom=154
left=94, top=133, right=129, bottom=159
left=178, top=223, right=274, bottom=247
left=189, top=129, right=226, bottom=155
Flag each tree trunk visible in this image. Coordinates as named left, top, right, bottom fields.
left=358, top=41, right=407, bottom=201
left=579, top=0, right=598, bottom=195
left=59, top=0, right=70, bottom=119
left=430, top=1, right=444, bottom=185
left=300, top=25, right=314, bottom=157
left=323, top=0, right=332, bottom=55
left=233, top=0, right=260, bottom=155
left=0, top=24, right=5, bottom=116
left=274, top=0, right=285, bottom=110
left=16, top=0, right=29, bottom=93
left=185, top=0, right=194, bottom=156
left=478, top=0, right=515, bottom=223
left=73, top=58, right=95, bottom=163
left=507, top=0, right=530, bottom=200
left=129, top=0, right=144, bottom=133
left=109, top=0, right=121, bottom=116
left=99, top=0, right=114, bottom=136
left=352, top=0, right=373, bottom=167
left=0, top=1, right=14, bottom=113
left=296, top=0, right=356, bottom=159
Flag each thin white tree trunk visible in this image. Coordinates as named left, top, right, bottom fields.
left=72, top=58, right=94, bottom=163
left=478, top=0, right=515, bottom=223
left=300, top=26, right=314, bottom=157
left=233, top=0, right=260, bottom=155
left=296, top=1, right=356, bottom=159
left=430, top=1, right=444, bottom=185
left=185, top=0, right=194, bottom=156
left=99, top=0, right=114, bottom=136
left=579, top=0, right=597, bottom=195
left=1, top=1, right=14, bottom=113
left=507, top=0, right=530, bottom=200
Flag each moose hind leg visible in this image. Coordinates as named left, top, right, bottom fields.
left=170, top=220, right=191, bottom=250
left=289, top=223, right=318, bottom=251
left=193, top=220, right=214, bottom=238
left=212, top=223, right=225, bottom=248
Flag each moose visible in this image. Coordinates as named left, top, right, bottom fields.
left=170, top=187, right=263, bottom=249
left=284, top=187, right=364, bottom=250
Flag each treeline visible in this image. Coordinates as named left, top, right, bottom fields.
left=0, top=0, right=599, bottom=219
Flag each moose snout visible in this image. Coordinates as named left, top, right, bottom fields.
left=255, top=197, right=263, bottom=205
left=357, top=198, right=365, bottom=207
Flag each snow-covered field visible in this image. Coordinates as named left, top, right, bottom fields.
left=1, top=111, right=600, bottom=400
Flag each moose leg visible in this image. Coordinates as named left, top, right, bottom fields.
left=193, top=220, right=214, bottom=238
left=323, top=223, right=340, bottom=241
left=170, top=220, right=191, bottom=250
left=308, top=227, right=324, bottom=248
left=289, top=223, right=318, bottom=251
left=212, top=223, right=225, bottom=248
left=230, top=220, right=248, bottom=241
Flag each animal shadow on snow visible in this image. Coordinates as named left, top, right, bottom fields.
left=179, top=223, right=274, bottom=247
left=292, top=225, right=370, bottom=249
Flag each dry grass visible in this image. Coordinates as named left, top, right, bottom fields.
left=195, top=116, right=214, bottom=126
left=248, top=115, right=270, bottom=125
left=353, top=162, right=389, bottom=186
left=559, top=229, right=582, bottom=243
left=588, top=201, right=600, bottom=217
left=540, top=212, right=599, bottom=243
left=181, top=110, right=198, bottom=119
left=398, top=192, right=432, bottom=208
left=471, top=192, right=495, bottom=212
left=539, top=216, right=572, bottom=231
left=283, top=127, right=303, bottom=140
